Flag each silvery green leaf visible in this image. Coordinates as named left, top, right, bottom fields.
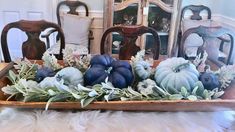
left=71, top=92, right=82, bottom=100
left=194, top=81, right=205, bottom=96
left=180, top=87, right=188, bottom=97
left=152, top=86, right=168, bottom=96
left=192, top=86, right=198, bottom=95
left=212, top=88, right=219, bottom=93
left=54, top=82, right=71, bottom=92
left=88, top=90, right=99, bottom=97
left=48, top=89, right=57, bottom=96
left=101, top=82, right=116, bottom=90
left=8, top=70, right=17, bottom=83
left=104, top=95, right=110, bottom=102
left=92, top=84, right=102, bottom=91
left=77, top=84, right=93, bottom=92
left=14, top=83, right=26, bottom=95
left=19, top=63, right=27, bottom=74
left=208, top=90, right=215, bottom=97
left=1, top=85, right=19, bottom=95
left=169, top=94, right=183, bottom=100
left=127, top=87, right=142, bottom=97
left=45, top=96, right=56, bottom=110
left=187, top=95, right=198, bottom=101
left=121, top=97, right=130, bottom=101
left=129, top=96, right=142, bottom=100
left=203, top=90, right=210, bottom=100
left=105, top=77, right=109, bottom=83
left=19, top=79, right=28, bottom=89
left=27, top=80, right=38, bottom=88
left=81, top=97, right=95, bottom=108
left=213, top=91, right=225, bottom=99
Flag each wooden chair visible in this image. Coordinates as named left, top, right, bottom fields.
left=1, top=20, right=65, bottom=62
left=181, top=5, right=211, bottom=21
left=100, top=25, right=160, bottom=60
left=179, top=5, right=230, bottom=59
left=179, top=26, right=234, bottom=67
left=44, top=0, right=93, bottom=53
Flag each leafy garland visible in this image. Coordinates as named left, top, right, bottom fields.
left=1, top=50, right=235, bottom=110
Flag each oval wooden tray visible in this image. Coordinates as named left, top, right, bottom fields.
left=0, top=62, right=235, bottom=111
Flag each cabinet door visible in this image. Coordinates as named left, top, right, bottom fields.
left=113, top=0, right=142, bottom=26
left=104, top=0, right=142, bottom=54
left=146, top=1, right=172, bottom=55
left=104, top=0, right=182, bottom=57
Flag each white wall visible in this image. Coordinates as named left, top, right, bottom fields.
left=79, top=0, right=104, bottom=11
left=182, top=0, right=235, bottom=19
left=212, top=0, right=235, bottom=19
left=182, top=0, right=213, bottom=7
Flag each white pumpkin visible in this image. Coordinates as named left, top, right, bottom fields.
left=154, top=57, right=199, bottom=93
left=133, top=61, right=151, bottom=80
left=55, top=67, right=84, bottom=86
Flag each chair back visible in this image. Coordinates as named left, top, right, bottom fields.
left=56, top=1, right=92, bottom=53
left=1, top=20, right=65, bottom=62
left=179, top=26, right=234, bottom=67
left=181, top=5, right=211, bottom=20
left=100, top=25, right=160, bottom=60
left=56, top=0, right=89, bottom=27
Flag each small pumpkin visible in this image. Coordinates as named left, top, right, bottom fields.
left=55, top=67, right=84, bottom=86
left=133, top=61, right=151, bottom=80
left=137, top=79, right=156, bottom=96
left=155, top=57, right=199, bottom=93
left=84, top=54, right=134, bottom=88
left=35, top=67, right=55, bottom=82
left=199, top=72, right=220, bottom=90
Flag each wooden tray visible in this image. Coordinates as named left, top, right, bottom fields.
left=0, top=62, right=235, bottom=111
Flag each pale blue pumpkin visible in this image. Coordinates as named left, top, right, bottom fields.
left=133, top=61, right=151, bottom=80
left=155, top=57, right=199, bottom=93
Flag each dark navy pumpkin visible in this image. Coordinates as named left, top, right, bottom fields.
left=199, top=72, right=220, bottom=90
left=84, top=54, right=134, bottom=88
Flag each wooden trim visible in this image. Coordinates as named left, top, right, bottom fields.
left=0, top=62, right=13, bottom=78
left=114, top=0, right=139, bottom=11
left=149, top=0, right=173, bottom=13
left=0, top=100, right=235, bottom=111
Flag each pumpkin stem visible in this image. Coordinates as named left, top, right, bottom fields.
left=173, top=62, right=190, bottom=73
left=105, top=67, right=113, bottom=74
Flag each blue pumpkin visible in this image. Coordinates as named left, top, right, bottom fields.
left=84, top=54, right=134, bottom=88
left=35, top=67, right=55, bottom=82
left=199, top=72, right=220, bottom=90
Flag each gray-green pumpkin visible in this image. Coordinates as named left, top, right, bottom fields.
left=133, top=61, right=151, bottom=80
left=154, top=57, right=199, bottom=93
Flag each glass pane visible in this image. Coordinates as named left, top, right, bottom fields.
left=148, top=3, right=171, bottom=32
left=113, top=3, right=138, bottom=26
left=112, top=33, right=123, bottom=54
left=147, top=3, right=172, bottom=55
